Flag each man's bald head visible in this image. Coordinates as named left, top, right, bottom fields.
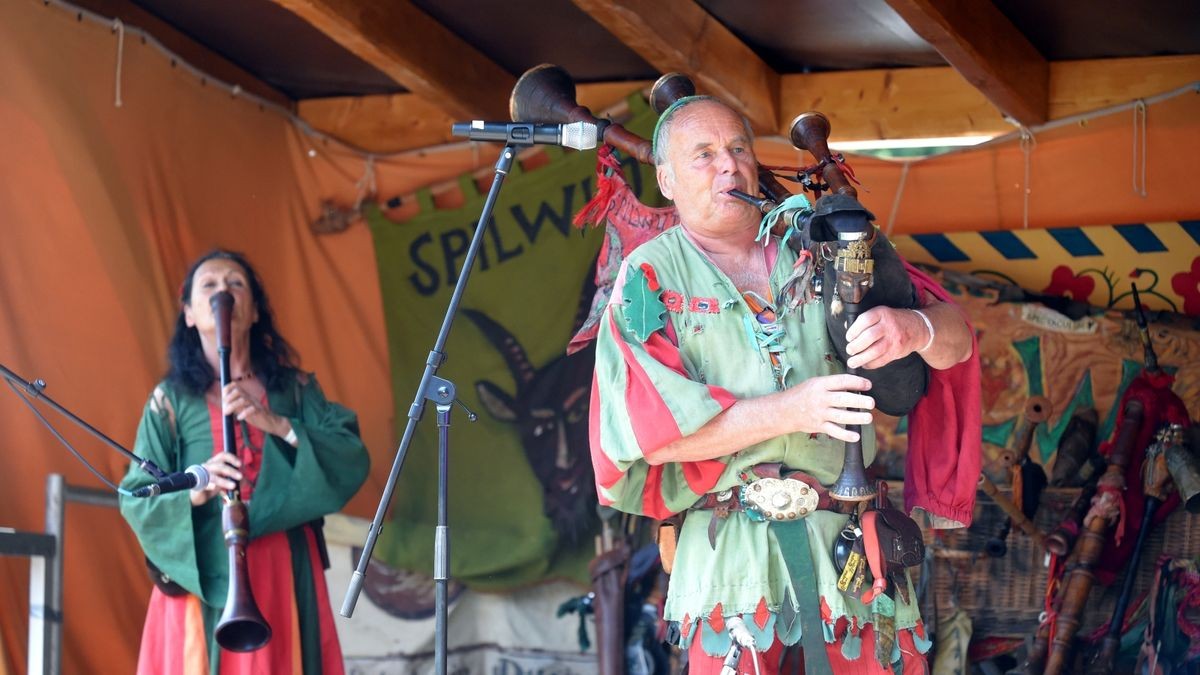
left=652, top=96, right=753, bottom=168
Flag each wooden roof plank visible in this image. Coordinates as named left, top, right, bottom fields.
left=783, top=55, right=1200, bottom=143
left=781, top=67, right=1010, bottom=142
left=884, top=0, right=1049, bottom=126
left=1048, top=55, right=1200, bottom=117
left=270, top=0, right=514, bottom=120
left=304, top=55, right=1199, bottom=152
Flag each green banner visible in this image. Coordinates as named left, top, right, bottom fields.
left=366, top=93, right=665, bottom=589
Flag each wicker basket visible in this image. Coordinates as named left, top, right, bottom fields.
left=926, top=485, right=1200, bottom=639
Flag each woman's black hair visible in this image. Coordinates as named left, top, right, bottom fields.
left=165, top=250, right=298, bottom=396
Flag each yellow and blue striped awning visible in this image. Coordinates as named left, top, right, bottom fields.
left=894, top=221, right=1200, bottom=315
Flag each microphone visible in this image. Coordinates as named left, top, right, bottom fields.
left=720, top=616, right=753, bottom=675
left=131, top=464, right=210, bottom=497
left=451, top=120, right=600, bottom=150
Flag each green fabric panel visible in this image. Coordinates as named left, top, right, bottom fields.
left=1036, top=369, right=1095, bottom=463
left=981, top=417, right=1017, bottom=449
left=1098, top=359, right=1144, bottom=446
left=119, top=385, right=212, bottom=601
left=289, top=527, right=322, bottom=675
left=249, top=374, right=371, bottom=538
left=1012, top=335, right=1043, bottom=396
left=365, top=92, right=666, bottom=589
left=415, top=188, right=434, bottom=213
left=202, top=602, right=220, bottom=675
left=772, top=520, right=832, bottom=675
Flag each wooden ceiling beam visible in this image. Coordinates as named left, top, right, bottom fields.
left=570, top=0, right=779, bottom=133
left=884, top=0, right=1049, bottom=126
left=303, top=56, right=1200, bottom=153
left=270, top=0, right=514, bottom=120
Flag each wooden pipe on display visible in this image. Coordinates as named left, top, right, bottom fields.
left=985, top=396, right=1051, bottom=557
left=1042, top=398, right=1145, bottom=675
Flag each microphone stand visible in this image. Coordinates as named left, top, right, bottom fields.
left=0, top=361, right=166, bottom=482
left=341, top=145, right=526, bottom=675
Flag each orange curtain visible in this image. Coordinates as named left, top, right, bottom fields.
left=0, top=2, right=493, bottom=671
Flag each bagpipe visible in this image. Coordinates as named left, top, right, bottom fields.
left=509, top=64, right=929, bottom=506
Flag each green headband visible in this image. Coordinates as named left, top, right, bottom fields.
left=651, top=95, right=712, bottom=162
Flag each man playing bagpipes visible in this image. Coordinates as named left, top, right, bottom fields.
left=588, top=95, right=977, bottom=674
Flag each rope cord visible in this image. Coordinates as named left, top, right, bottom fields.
left=1019, top=127, right=1037, bottom=229
left=4, top=379, right=131, bottom=495
left=111, top=17, right=124, bottom=108
left=1132, top=99, right=1148, bottom=198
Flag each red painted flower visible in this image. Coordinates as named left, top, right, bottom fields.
left=1171, top=255, right=1200, bottom=316
left=1042, top=265, right=1095, bottom=303
left=662, top=290, right=685, bottom=313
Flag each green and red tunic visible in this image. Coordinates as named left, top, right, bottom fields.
left=119, top=371, right=369, bottom=674
left=590, top=226, right=929, bottom=665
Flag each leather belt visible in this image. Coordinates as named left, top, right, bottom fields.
left=692, top=463, right=834, bottom=520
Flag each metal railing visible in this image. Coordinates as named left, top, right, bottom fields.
left=0, top=474, right=118, bottom=675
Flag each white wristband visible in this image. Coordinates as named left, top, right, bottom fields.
left=283, top=425, right=298, bottom=447
left=912, top=309, right=935, bottom=352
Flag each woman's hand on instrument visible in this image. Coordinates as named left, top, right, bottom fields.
left=782, top=374, right=874, bottom=443
left=190, top=452, right=243, bottom=507
left=844, top=306, right=928, bottom=370
left=222, top=382, right=290, bottom=438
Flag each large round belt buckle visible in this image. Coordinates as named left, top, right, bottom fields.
left=742, top=478, right=819, bottom=520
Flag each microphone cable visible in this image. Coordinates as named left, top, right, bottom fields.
left=4, top=377, right=134, bottom=496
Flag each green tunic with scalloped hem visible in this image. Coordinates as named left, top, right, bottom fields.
left=591, top=226, right=925, bottom=658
